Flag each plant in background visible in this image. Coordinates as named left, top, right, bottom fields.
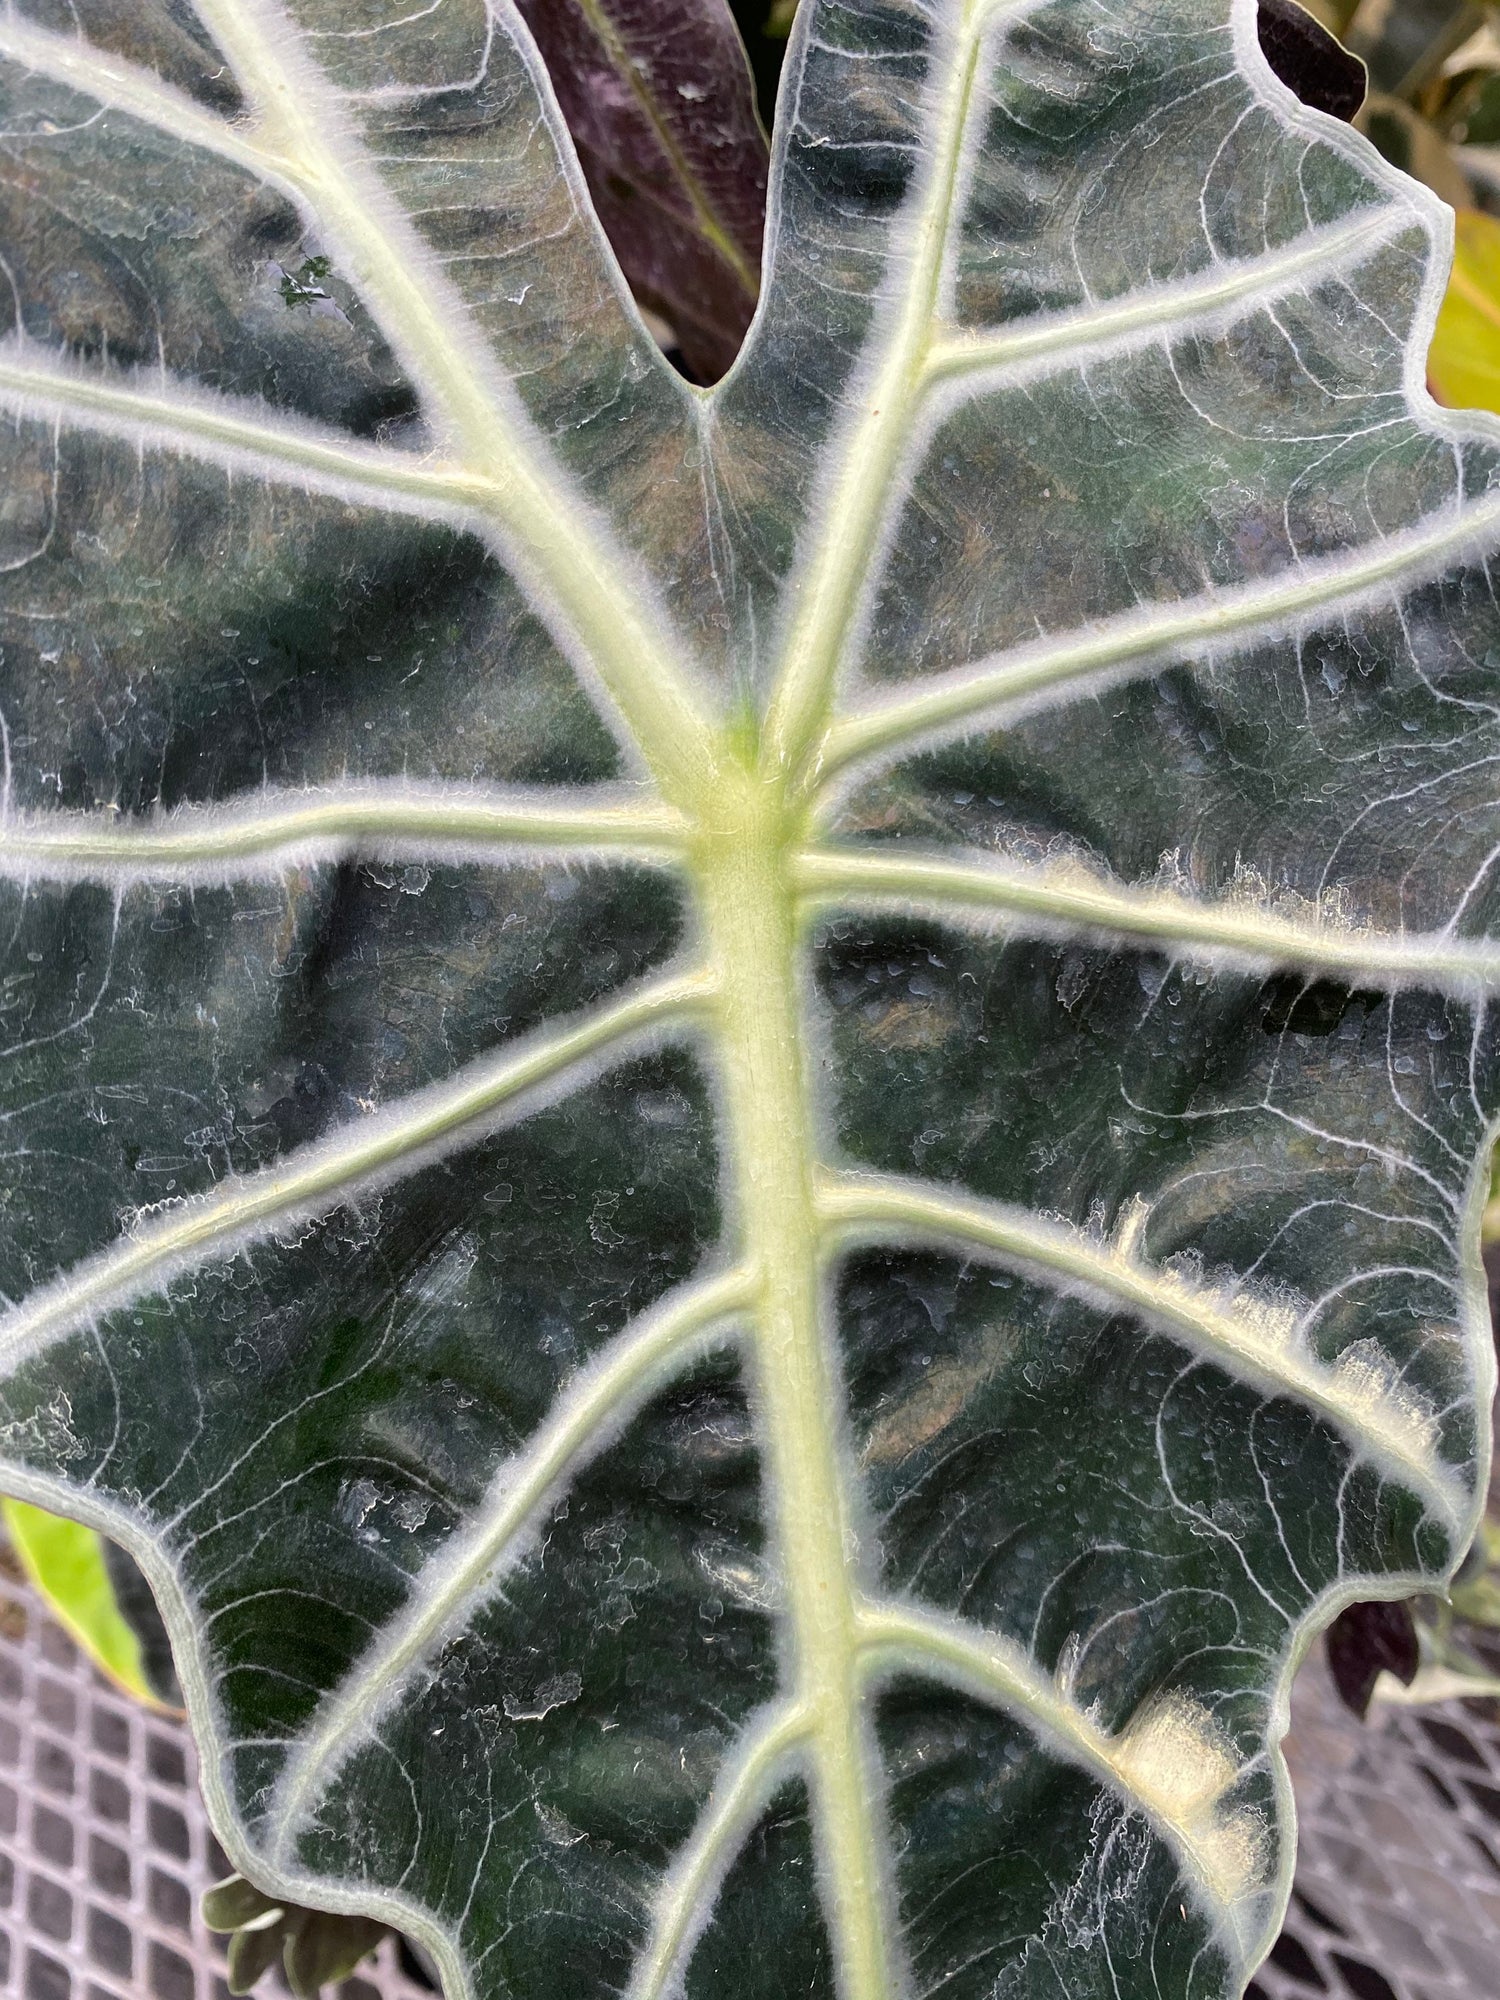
left=1299, top=0, right=1500, bottom=406
left=200, top=1870, right=389, bottom=1999
left=1, top=1494, right=179, bottom=1709
left=3, top=3, right=1500, bottom=1999
left=509, top=0, right=769, bottom=382
left=1374, top=1514, right=1500, bottom=1698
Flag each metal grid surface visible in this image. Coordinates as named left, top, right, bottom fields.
left=0, top=1551, right=433, bottom=2000
left=1250, top=1652, right=1500, bottom=2000
left=6, top=1543, right=1500, bottom=1999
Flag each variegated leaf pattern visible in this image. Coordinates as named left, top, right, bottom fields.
left=0, top=3, right=1493, bottom=1998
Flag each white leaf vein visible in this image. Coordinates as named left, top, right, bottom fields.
left=795, top=842, right=1500, bottom=995
left=0, top=782, right=687, bottom=883
left=815, top=1167, right=1468, bottom=1530
left=0, top=0, right=1489, bottom=1992
left=0, top=965, right=712, bottom=1375
left=820, top=491, right=1500, bottom=780
left=268, top=1263, right=758, bottom=1860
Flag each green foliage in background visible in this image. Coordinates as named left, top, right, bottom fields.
left=1, top=1496, right=169, bottom=1708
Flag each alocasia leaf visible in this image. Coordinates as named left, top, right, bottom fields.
left=513, top=0, right=768, bottom=381
left=0, top=2, right=1496, bottom=1997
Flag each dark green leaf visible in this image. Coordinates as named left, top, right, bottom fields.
left=202, top=1876, right=286, bottom=1933
left=207, top=1870, right=386, bottom=1998
left=0, top=5, right=1495, bottom=1999
left=227, top=1922, right=291, bottom=1997
left=284, top=1909, right=388, bottom=1997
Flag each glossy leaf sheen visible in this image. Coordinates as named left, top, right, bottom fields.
left=0, top=4, right=1495, bottom=1998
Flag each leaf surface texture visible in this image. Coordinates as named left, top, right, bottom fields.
left=0, top=4, right=1495, bottom=1998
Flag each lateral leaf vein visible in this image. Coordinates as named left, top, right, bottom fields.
left=816, top=1168, right=1466, bottom=1527
left=819, top=492, right=1500, bottom=779
left=0, top=783, right=688, bottom=883
left=0, top=967, right=714, bottom=1375
left=269, top=1265, right=759, bottom=1857
left=855, top=1598, right=1268, bottom=1961
left=794, top=843, right=1500, bottom=993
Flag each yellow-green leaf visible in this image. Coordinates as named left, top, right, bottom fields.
left=1429, top=207, right=1500, bottom=409
left=1, top=1496, right=172, bottom=1710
